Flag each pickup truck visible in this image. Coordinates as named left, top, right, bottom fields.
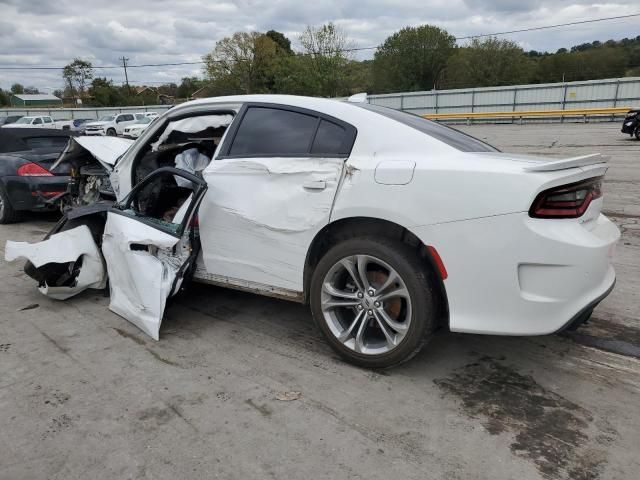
left=84, top=113, right=146, bottom=136
left=2, top=116, right=59, bottom=129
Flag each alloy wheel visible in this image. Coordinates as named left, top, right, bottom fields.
left=320, top=254, right=412, bottom=355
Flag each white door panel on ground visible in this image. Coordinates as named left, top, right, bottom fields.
left=101, top=213, right=181, bottom=340
left=199, top=156, right=345, bottom=291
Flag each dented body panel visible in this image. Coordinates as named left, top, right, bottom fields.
left=198, top=156, right=345, bottom=291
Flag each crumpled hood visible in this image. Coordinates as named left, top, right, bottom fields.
left=51, top=136, right=134, bottom=172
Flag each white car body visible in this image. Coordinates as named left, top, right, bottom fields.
left=84, top=113, right=146, bottom=136
left=5, top=95, right=620, bottom=366
left=2, top=115, right=57, bottom=129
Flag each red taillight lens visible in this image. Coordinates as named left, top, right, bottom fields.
left=530, top=177, right=603, bottom=219
left=17, top=163, right=53, bottom=177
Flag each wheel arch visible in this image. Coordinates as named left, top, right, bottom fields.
left=303, top=216, right=449, bottom=328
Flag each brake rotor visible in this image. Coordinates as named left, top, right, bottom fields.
left=368, top=270, right=402, bottom=319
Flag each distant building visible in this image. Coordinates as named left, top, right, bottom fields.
left=10, top=93, right=63, bottom=107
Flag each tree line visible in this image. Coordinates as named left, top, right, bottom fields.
left=1, top=24, right=639, bottom=107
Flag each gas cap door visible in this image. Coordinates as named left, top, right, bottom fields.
left=374, top=160, right=416, bottom=185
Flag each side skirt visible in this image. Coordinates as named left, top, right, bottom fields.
left=193, top=267, right=304, bottom=303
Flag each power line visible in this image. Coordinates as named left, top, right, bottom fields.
left=0, top=12, right=638, bottom=71
left=455, top=12, right=640, bottom=40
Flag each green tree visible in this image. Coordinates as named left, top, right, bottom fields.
left=89, top=77, right=124, bottom=107
left=62, top=58, right=94, bottom=100
left=10, top=83, right=24, bottom=94
left=23, top=86, right=40, bottom=94
left=373, top=25, right=456, bottom=93
left=177, top=76, right=204, bottom=98
left=536, top=47, right=627, bottom=82
left=203, top=32, right=279, bottom=94
left=266, top=30, right=293, bottom=54
left=443, top=37, right=534, bottom=88
left=299, top=23, right=353, bottom=97
left=0, top=89, right=9, bottom=106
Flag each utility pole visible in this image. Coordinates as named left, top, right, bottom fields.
left=120, top=56, right=131, bottom=95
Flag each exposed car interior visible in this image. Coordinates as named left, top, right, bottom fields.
left=134, top=113, right=234, bottom=186
left=129, top=113, right=233, bottom=227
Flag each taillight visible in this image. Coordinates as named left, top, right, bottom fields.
left=529, top=177, right=603, bottom=219
left=17, top=163, right=53, bottom=177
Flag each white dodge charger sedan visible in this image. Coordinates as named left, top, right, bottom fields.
left=5, top=95, right=620, bottom=368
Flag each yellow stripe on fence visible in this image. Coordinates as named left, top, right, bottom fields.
left=422, top=107, right=631, bottom=120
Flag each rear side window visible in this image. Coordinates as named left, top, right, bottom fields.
left=357, top=103, right=499, bottom=152
left=33, top=118, right=42, bottom=125
left=311, top=120, right=347, bottom=155
left=229, top=107, right=317, bottom=156
left=43, top=117, right=53, bottom=123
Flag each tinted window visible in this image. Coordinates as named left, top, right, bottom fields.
left=33, top=118, right=42, bottom=125
left=229, top=107, right=318, bottom=156
left=357, top=103, right=499, bottom=152
left=311, top=120, right=347, bottom=155
left=43, top=117, right=53, bottom=123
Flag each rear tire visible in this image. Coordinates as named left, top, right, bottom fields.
left=310, top=236, right=437, bottom=368
left=0, top=185, right=21, bottom=224
left=635, top=126, right=640, bottom=140
left=106, top=128, right=116, bottom=137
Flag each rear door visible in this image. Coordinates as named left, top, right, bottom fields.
left=102, top=167, right=207, bottom=339
left=198, top=103, right=357, bottom=292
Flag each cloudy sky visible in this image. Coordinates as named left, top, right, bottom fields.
left=0, top=0, right=638, bottom=90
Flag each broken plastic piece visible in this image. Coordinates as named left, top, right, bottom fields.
left=5, top=226, right=106, bottom=300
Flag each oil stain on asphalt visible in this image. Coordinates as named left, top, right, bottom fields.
left=435, top=357, right=617, bottom=480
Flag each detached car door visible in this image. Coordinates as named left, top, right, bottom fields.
left=199, top=103, right=357, bottom=293
left=102, top=167, right=207, bottom=339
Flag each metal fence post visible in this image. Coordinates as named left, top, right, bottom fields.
left=561, top=83, right=568, bottom=123
left=512, top=87, right=518, bottom=124
left=471, top=90, right=475, bottom=113
left=613, top=79, right=620, bottom=108
left=400, top=93, right=405, bottom=112
left=434, top=90, right=439, bottom=114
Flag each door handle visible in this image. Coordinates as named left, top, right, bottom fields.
left=303, top=180, right=327, bottom=190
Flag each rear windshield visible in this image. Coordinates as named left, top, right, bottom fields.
left=357, top=103, right=499, bottom=152
left=24, top=136, right=70, bottom=150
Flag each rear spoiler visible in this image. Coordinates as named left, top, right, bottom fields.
left=524, top=153, right=607, bottom=172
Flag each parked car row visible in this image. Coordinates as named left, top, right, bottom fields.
left=1, top=112, right=160, bottom=137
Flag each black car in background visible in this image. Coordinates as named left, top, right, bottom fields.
left=0, top=128, right=74, bottom=223
left=621, top=108, right=639, bottom=139
left=0, top=115, right=23, bottom=127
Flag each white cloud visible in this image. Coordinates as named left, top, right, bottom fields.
left=0, top=0, right=636, bottom=89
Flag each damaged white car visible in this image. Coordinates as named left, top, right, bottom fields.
left=5, top=95, right=620, bottom=368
